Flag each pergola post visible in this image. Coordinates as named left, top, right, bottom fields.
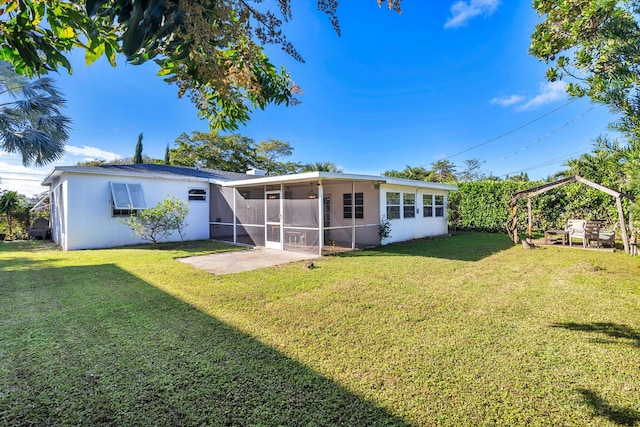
left=527, top=197, right=533, bottom=239
left=616, top=195, right=630, bottom=253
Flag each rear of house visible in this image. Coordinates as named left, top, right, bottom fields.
left=42, top=165, right=456, bottom=252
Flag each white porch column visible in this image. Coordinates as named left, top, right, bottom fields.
left=318, top=180, right=324, bottom=256
left=232, top=188, right=237, bottom=243
left=351, top=180, right=356, bottom=250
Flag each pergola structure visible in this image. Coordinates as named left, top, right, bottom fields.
left=506, top=175, right=636, bottom=253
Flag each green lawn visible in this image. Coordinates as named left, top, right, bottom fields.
left=1, top=234, right=639, bottom=426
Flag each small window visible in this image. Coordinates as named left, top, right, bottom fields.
left=354, top=192, right=364, bottom=219
left=423, top=194, right=434, bottom=217
left=403, top=193, right=415, bottom=218
left=110, top=182, right=146, bottom=217
left=188, top=188, right=207, bottom=201
left=435, top=195, right=445, bottom=217
left=343, top=193, right=352, bottom=219
left=386, top=192, right=400, bottom=220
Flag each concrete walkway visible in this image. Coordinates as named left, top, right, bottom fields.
left=178, top=246, right=318, bottom=274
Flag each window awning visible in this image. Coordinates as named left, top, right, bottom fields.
left=110, top=182, right=146, bottom=209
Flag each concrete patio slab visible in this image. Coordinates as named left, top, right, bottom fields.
left=178, top=247, right=318, bottom=274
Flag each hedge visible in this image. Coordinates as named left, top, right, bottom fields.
left=448, top=181, right=631, bottom=234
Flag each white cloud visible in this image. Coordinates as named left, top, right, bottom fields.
left=444, top=0, right=500, bottom=29
left=491, top=81, right=567, bottom=111
left=517, top=81, right=567, bottom=110
left=65, top=145, right=121, bottom=162
left=0, top=145, right=122, bottom=196
left=491, top=94, right=525, bottom=107
left=0, top=159, right=49, bottom=197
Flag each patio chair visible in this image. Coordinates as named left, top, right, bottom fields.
left=597, top=229, right=616, bottom=248
left=566, top=220, right=587, bottom=246
left=583, top=221, right=601, bottom=248
left=27, top=217, right=49, bottom=240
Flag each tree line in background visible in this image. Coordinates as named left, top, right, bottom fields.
left=78, top=131, right=343, bottom=174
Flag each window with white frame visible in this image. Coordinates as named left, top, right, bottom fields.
left=386, top=192, right=401, bottom=220
left=423, top=194, right=434, bottom=217
left=110, top=182, right=146, bottom=216
left=434, top=195, right=445, bottom=217
left=403, top=193, right=415, bottom=218
left=188, top=188, right=207, bottom=201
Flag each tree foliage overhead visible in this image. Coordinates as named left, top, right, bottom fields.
left=0, top=0, right=401, bottom=131
left=530, top=0, right=640, bottom=137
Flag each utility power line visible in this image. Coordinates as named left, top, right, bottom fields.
left=434, top=100, right=577, bottom=163
left=500, top=147, right=592, bottom=178
left=490, top=107, right=595, bottom=167
left=0, top=176, right=44, bottom=182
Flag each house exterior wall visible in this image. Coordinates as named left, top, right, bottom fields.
left=379, top=183, right=449, bottom=245
left=49, top=177, right=68, bottom=249
left=60, top=173, right=211, bottom=250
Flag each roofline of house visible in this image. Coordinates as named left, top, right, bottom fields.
left=221, top=171, right=458, bottom=191
left=41, top=167, right=458, bottom=192
left=41, top=166, right=216, bottom=186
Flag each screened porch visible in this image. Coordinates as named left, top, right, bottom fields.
left=209, top=179, right=381, bottom=255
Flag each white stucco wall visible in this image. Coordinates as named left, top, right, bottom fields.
left=378, top=184, right=450, bottom=245
left=60, top=173, right=211, bottom=250
left=49, top=178, right=68, bottom=249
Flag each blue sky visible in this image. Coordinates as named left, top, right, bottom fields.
left=1, top=0, right=619, bottom=196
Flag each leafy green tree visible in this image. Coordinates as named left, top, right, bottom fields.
left=255, top=139, right=295, bottom=174
left=383, top=165, right=432, bottom=181
left=505, top=172, right=529, bottom=182
left=170, top=132, right=259, bottom=172
left=0, top=62, right=70, bottom=166
left=429, top=160, right=457, bottom=183
left=458, top=158, right=487, bottom=182
left=120, top=196, right=189, bottom=245
left=0, top=190, right=26, bottom=240
left=164, top=144, right=170, bottom=165
left=530, top=1, right=640, bottom=135
left=133, top=133, right=143, bottom=164
left=566, top=136, right=629, bottom=189
left=0, top=1, right=401, bottom=131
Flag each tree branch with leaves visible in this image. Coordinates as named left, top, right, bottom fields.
left=0, top=0, right=401, bottom=131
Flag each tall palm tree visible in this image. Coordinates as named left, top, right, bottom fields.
left=0, top=62, right=71, bottom=166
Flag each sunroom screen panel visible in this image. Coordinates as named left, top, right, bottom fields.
left=283, top=198, right=318, bottom=228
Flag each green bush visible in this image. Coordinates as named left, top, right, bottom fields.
left=449, top=181, right=628, bottom=234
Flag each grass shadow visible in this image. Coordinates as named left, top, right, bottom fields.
left=350, top=232, right=515, bottom=262
left=577, top=388, right=640, bottom=426
left=1, top=262, right=408, bottom=426
left=551, top=322, right=640, bottom=348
